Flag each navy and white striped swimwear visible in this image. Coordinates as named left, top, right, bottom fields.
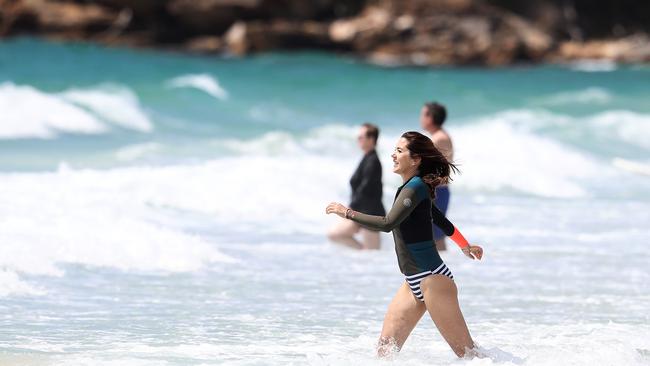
left=405, top=263, right=454, bottom=301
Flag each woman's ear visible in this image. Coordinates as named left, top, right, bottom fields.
left=412, top=155, right=422, bottom=167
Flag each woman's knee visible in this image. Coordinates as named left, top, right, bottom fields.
left=327, top=229, right=340, bottom=241
left=328, top=228, right=351, bottom=241
left=329, top=221, right=357, bottom=238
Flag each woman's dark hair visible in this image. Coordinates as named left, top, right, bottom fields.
left=401, top=131, right=458, bottom=198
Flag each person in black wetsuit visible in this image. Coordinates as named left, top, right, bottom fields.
left=326, top=131, right=484, bottom=358
left=327, top=123, right=385, bottom=250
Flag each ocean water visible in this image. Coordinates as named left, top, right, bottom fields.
left=0, top=38, right=649, bottom=365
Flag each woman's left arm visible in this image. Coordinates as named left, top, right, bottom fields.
left=431, top=205, right=484, bottom=260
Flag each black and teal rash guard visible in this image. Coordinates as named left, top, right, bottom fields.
left=350, top=176, right=458, bottom=276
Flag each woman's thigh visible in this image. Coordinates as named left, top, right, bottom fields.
left=420, top=275, right=474, bottom=357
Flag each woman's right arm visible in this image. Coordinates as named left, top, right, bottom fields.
left=347, top=186, right=420, bottom=232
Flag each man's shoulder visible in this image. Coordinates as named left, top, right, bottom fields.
left=367, top=150, right=381, bottom=163
left=431, top=129, right=451, bottom=142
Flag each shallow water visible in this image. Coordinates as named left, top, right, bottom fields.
left=0, top=38, right=649, bottom=365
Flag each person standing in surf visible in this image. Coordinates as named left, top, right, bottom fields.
left=420, top=102, right=454, bottom=251
left=326, top=131, right=483, bottom=358
left=327, top=123, right=385, bottom=250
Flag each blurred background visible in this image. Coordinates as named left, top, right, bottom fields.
left=0, top=1, right=649, bottom=365
left=2, top=0, right=650, bottom=64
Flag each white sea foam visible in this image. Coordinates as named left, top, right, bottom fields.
left=0, top=157, right=647, bottom=363
left=207, top=110, right=650, bottom=199
left=534, top=87, right=613, bottom=106
left=0, top=138, right=356, bottom=292
left=219, top=124, right=358, bottom=156
left=451, top=119, right=601, bottom=198
left=60, top=85, right=153, bottom=132
left=613, top=158, right=650, bottom=176
left=216, top=121, right=603, bottom=198
left=0, top=165, right=236, bottom=289
left=0, top=82, right=107, bottom=139
left=115, top=142, right=162, bottom=161
left=524, top=108, right=649, bottom=150
left=138, top=156, right=354, bottom=235
left=0, top=269, right=44, bottom=297
left=248, top=102, right=320, bottom=124
left=447, top=108, right=650, bottom=196
left=221, top=131, right=304, bottom=155
left=166, top=74, right=229, bottom=100
left=0, top=82, right=153, bottom=139
left=588, top=110, right=650, bottom=150
left=21, top=322, right=647, bottom=365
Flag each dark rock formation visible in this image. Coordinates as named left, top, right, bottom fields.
left=225, top=20, right=334, bottom=55
left=1, top=0, right=649, bottom=65
left=184, top=35, right=223, bottom=54
left=166, top=0, right=260, bottom=35
left=329, top=1, right=554, bottom=66
left=0, top=0, right=119, bottom=37
left=486, top=0, right=650, bottom=40
left=555, top=35, right=650, bottom=63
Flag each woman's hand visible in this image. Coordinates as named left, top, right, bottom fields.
left=462, top=245, right=483, bottom=260
left=326, top=202, right=349, bottom=218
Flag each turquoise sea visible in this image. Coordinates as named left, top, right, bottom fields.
left=0, top=38, right=649, bottom=365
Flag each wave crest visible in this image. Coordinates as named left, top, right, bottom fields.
left=166, top=74, right=229, bottom=100
left=0, top=82, right=153, bottom=140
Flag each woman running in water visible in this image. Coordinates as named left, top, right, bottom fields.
left=326, top=131, right=483, bottom=358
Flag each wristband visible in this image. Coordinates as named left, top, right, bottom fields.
left=345, top=208, right=352, bottom=219
left=449, top=226, right=470, bottom=249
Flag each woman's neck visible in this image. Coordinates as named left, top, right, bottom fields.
left=400, top=170, right=417, bottom=183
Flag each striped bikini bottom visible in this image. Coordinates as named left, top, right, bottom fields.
left=405, top=263, right=454, bottom=302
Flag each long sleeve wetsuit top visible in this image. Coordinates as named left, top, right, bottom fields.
left=349, top=149, right=385, bottom=216
left=350, top=176, right=458, bottom=276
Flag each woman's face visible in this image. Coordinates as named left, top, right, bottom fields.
left=391, top=137, right=419, bottom=174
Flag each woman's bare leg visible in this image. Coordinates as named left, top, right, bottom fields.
left=377, top=282, right=426, bottom=357
left=359, top=228, right=381, bottom=250
left=327, top=218, right=361, bottom=249
left=420, top=275, right=474, bottom=357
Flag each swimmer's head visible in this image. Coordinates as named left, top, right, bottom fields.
left=420, top=102, right=447, bottom=130
left=357, top=122, right=379, bottom=152
left=392, top=131, right=458, bottom=197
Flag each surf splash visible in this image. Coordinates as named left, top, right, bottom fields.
left=0, top=82, right=153, bottom=139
